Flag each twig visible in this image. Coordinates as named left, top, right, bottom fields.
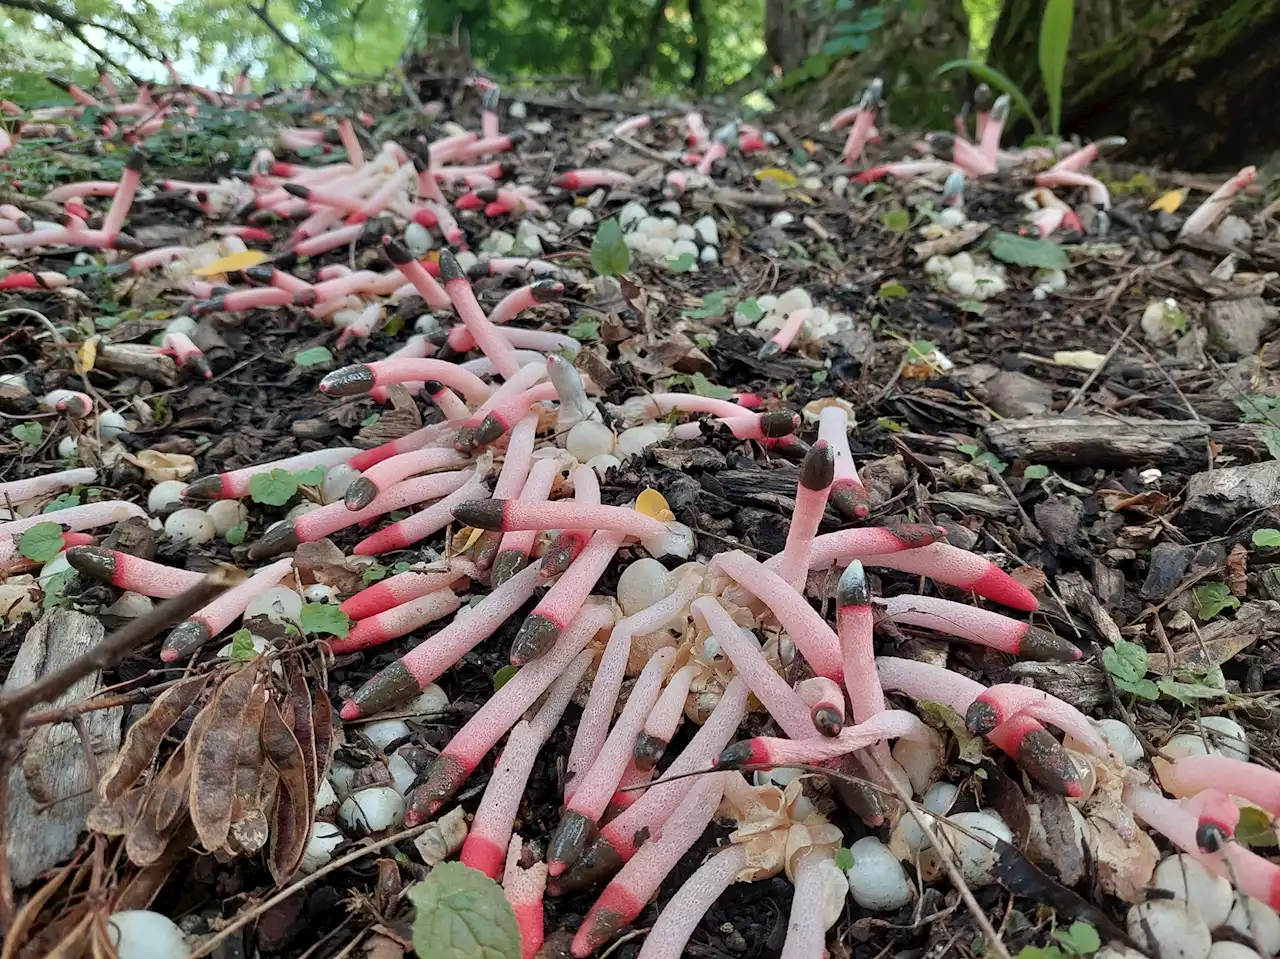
left=0, top=0, right=164, bottom=62
left=1062, top=316, right=1136, bottom=413
left=615, top=134, right=669, bottom=166
left=249, top=3, right=341, bottom=87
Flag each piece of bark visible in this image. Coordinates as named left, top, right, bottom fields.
left=1180, top=460, right=1280, bottom=536
left=912, top=221, right=990, bottom=260
left=1146, top=600, right=1280, bottom=674
left=1003, top=661, right=1106, bottom=713
left=1205, top=297, right=1278, bottom=359
left=1055, top=571, right=1123, bottom=645
left=95, top=344, right=179, bottom=387
left=978, top=371, right=1055, bottom=419
left=4, top=611, right=124, bottom=888
left=984, top=416, right=1210, bottom=469
left=1140, top=542, right=1194, bottom=601
left=929, top=491, right=1017, bottom=519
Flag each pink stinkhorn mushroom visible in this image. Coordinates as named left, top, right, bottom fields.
left=343, top=447, right=468, bottom=512
left=467, top=382, right=557, bottom=450
left=1049, top=136, right=1126, bottom=174
left=504, top=836, right=548, bottom=959
left=0, top=500, right=147, bottom=542
left=876, top=656, right=1083, bottom=796
left=692, top=595, right=814, bottom=739
left=555, top=169, right=636, bottom=190
left=635, top=845, right=749, bottom=959
left=547, top=647, right=676, bottom=876
left=978, top=94, right=1010, bottom=164
left=837, top=562, right=882, bottom=722
left=42, top=389, right=93, bottom=416
left=1179, top=166, right=1258, bottom=238
left=879, top=594, right=1079, bottom=661
left=183, top=447, right=359, bottom=500
left=319, top=357, right=490, bottom=405
left=452, top=498, right=694, bottom=559
left=445, top=279, right=563, bottom=354
left=817, top=404, right=870, bottom=519
left=348, top=422, right=453, bottom=473
left=1034, top=169, right=1111, bottom=209
left=553, top=678, right=749, bottom=895
left=64, top=546, right=206, bottom=598
left=711, top=550, right=843, bottom=681
left=782, top=849, right=838, bottom=959
left=565, top=570, right=704, bottom=799
left=336, top=116, right=363, bottom=167
left=101, top=148, right=145, bottom=241
left=841, top=78, right=882, bottom=165
left=776, top=441, right=834, bottom=590
left=159, top=332, right=212, bottom=378
left=716, top=709, right=933, bottom=768
left=491, top=458, right=560, bottom=586
left=965, top=683, right=1108, bottom=757
left=460, top=648, right=595, bottom=878
left=350, top=472, right=488, bottom=555
left=798, top=536, right=1039, bottom=611
left=635, top=663, right=698, bottom=767
left=796, top=677, right=845, bottom=738
left=1124, top=783, right=1280, bottom=910
left=341, top=562, right=550, bottom=720
left=161, top=557, right=295, bottom=661
left=473, top=415, right=538, bottom=569
left=340, top=564, right=472, bottom=620
left=757, top=308, right=813, bottom=360
left=0, top=467, right=96, bottom=505
left=328, top=587, right=462, bottom=654
left=191, top=286, right=294, bottom=314
left=381, top=236, right=453, bottom=310
left=404, top=601, right=614, bottom=819
left=1180, top=789, right=1242, bottom=848
left=925, top=133, right=996, bottom=177
left=571, top=774, right=726, bottom=958
left=437, top=249, right=521, bottom=380
left=249, top=470, right=477, bottom=560
left=1160, top=754, right=1280, bottom=817
left=0, top=271, right=69, bottom=290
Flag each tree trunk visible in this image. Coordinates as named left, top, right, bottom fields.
left=690, top=0, right=710, bottom=91
left=765, top=0, right=829, bottom=73
left=988, top=0, right=1280, bottom=168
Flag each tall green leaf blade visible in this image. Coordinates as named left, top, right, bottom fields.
left=935, top=59, right=1042, bottom=133
left=1038, top=0, right=1074, bottom=135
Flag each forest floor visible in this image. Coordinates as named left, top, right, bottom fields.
left=1, top=65, right=1279, bottom=959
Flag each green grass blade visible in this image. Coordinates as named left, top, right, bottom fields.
left=935, top=59, right=1043, bottom=133
left=1038, top=0, right=1074, bottom=135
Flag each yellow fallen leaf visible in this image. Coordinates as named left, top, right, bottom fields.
left=754, top=168, right=798, bottom=189
left=802, top=139, right=818, bottom=154
left=454, top=526, right=486, bottom=554
left=1149, top=189, right=1186, bottom=214
left=76, top=335, right=98, bottom=375
left=192, top=249, right=269, bottom=277
left=636, top=488, right=674, bottom=523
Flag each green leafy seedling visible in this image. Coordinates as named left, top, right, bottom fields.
left=248, top=469, right=299, bottom=507
left=590, top=218, right=630, bottom=276
left=409, top=861, right=522, bottom=959
left=18, top=522, right=65, bottom=564
left=300, top=602, right=351, bottom=638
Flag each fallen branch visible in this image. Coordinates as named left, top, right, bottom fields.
left=249, top=3, right=341, bottom=88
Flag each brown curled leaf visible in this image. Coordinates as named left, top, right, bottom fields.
left=98, top=674, right=208, bottom=803
left=87, top=787, right=147, bottom=837
left=229, top=684, right=269, bottom=825
left=373, top=859, right=402, bottom=915
left=286, top=667, right=318, bottom=811
left=190, top=660, right=261, bottom=853
left=1227, top=543, right=1248, bottom=596
left=262, top=695, right=310, bottom=884
left=125, top=737, right=192, bottom=866
left=311, top=685, right=334, bottom=786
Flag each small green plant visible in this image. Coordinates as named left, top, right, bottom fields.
left=11, top=422, right=43, bottom=447
left=989, top=232, right=1071, bottom=270
left=1252, top=528, right=1280, bottom=548
left=880, top=208, right=911, bottom=233
left=956, top=443, right=1008, bottom=474
left=566, top=316, right=601, bottom=341
left=225, top=523, right=248, bottom=546
left=735, top=298, right=764, bottom=323
left=409, top=861, right=521, bottom=959
left=1023, top=464, right=1050, bottom=481
left=683, top=289, right=728, bottom=319
left=493, top=664, right=519, bottom=690
left=1192, top=582, right=1239, bottom=620
left=1017, top=921, right=1101, bottom=959
left=1102, top=638, right=1158, bottom=700
left=299, top=602, right=351, bottom=638
left=294, top=345, right=334, bottom=369
left=248, top=469, right=299, bottom=506
left=1234, top=394, right=1280, bottom=460
left=18, top=522, right=64, bottom=564
left=42, top=492, right=81, bottom=512
left=228, top=629, right=257, bottom=661
left=590, top=218, right=630, bottom=276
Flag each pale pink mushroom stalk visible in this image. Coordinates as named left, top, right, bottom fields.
left=329, top=586, right=462, bottom=654
left=695, top=141, right=727, bottom=175
left=0, top=532, right=95, bottom=569
left=781, top=849, right=837, bottom=959
left=635, top=663, right=699, bottom=767
left=842, top=78, right=882, bottom=165
left=876, top=656, right=1083, bottom=796
left=335, top=303, right=387, bottom=349
left=336, top=117, right=363, bottom=167
left=159, top=332, right=212, bottom=378
left=0, top=500, right=147, bottom=543
left=101, top=148, right=146, bottom=241
left=609, top=761, right=654, bottom=812
left=191, top=286, right=293, bottom=314
left=342, top=562, right=551, bottom=720
left=776, top=442, right=835, bottom=591
left=367, top=337, right=431, bottom=403
left=0, top=467, right=96, bottom=505
left=0, top=204, right=34, bottom=231
left=855, top=159, right=951, bottom=183
left=796, top=677, right=845, bottom=737
left=105, top=245, right=191, bottom=275
left=289, top=223, right=369, bottom=259
left=161, top=557, right=295, bottom=661
left=572, top=774, right=726, bottom=958
left=548, top=647, right=677, bottom=875
left=375, top=234, right=451, bottom=309
left=1162, top=754, right=1280, bottom=817
left=636, top=844, right=749, bottom=959
left=411, top=154, right=447, bottom=206
left=797, top=536, right=1039, bottom=611
left=925, top=133, right=997, bottom=177
left=461, top=648, right=595, bottom=878
left=436, top=249, right=521, bottom=379
left=1180, top=166, right=1258, bottom=237
left=1180, top=789, right=1241, bottom=845
left=553, top=678, right=750, bottom=895
left=756, top=307, right=814, bottom=360
left=184, top=447, right=359, bottom=500
left=344, top=447, right=469, bottom=512
left=838, top=562, right=883, bottom=722
left=319, top=357, right=490, bottom=405
left=817, top=404, right=870, bottom=519
left=491, top=458, right=560, bottom=586
left=429, top=131, right=479, bottom=165
left=879, top=594, right=1080, bottom=661
left=350, top=471, right=489, bottom=556
left=248, top=470, right=476, bottom=560
left=453, top=497, right=694, bottom=559
left=473, top=415, right=539, bottom=569
left=64, top=546, right=206, bottom=598
left=452, top=359, right=546, bottom=450
left=966, top=683, right=1107, bottom=757
left=711, top=550, right=843, bottom=681
left=1048, top=136, right=1125, bottom=174
left=451, top=131, right=527, bottom=162
left=404, top=602, right=615, bottom=819
left=467, top=383, right=557, bottom=450
left=718, top=709, right=932, bottom=768
left=340, top=563, right=473, bottom=620
left=555, top=169, right=636, bottom=191
left=1034, top=169, right=1111, bottom=209
left=504, top=837, right=548, bottom=959
left=977, top=93, right=1010, bottom=163
left=434, top=160, right=513, bottom=185
left=0, top=271, right=69, bottom=291
left=564, top=569, right=703, bottom=800
left=692, top=595, right=814, bottom=740
left=347, top=162, right=417, bottom=225
left=40, top=390, right=90, bottom=417
left=1124, top=784, right=1280, bottom=910
left=348, top=422, right=453, bottom=473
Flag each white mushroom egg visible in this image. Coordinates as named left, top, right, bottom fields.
left=107, top=591, right=154, bottom=619
left=617, top=558, right=673, bottom=616
left=339, top=786, right=405, bottom=832
left=699, top=245, right=719, bottom=264
left=846, top=836, right=915, bottom=911
left=645, top=236, right=675, bottom=260
left=565, top=420, right=614, bottom=462
left=319, top=463, right=359, bottom=504
left=771, top=211, right=795, bottom=228
left=615, top=423, right=672, bottom=459
left=566, top=207, right=594, bottom=228
left=693, top=215, right=719, bottom=246
left=39, top=552, right=74, bottom=586
left=58, top=435, right=79, bottom=459
left=99, top=410, right=128, bottom=441
left=328, top=762, right=356, bottom=801
left=304, top=583, right=337, bottom=604
left=404, top=222, right=434, bottom=256
left=774, top=288, right=811, bottom=316
left=676, top=224, right=697, bottom=242
left=314, top=779, right=337, bottom=811
left=924, top=811, right=1012, bottom=886
left=148, top=480, right=189, bottom=513
left=106, top=911, right=190, bottom=959
left=299, top=821, right=344, bottom=874
left=637, top=216, right=664, bottom=237
left=387, top=749, right=417, bottom=795
left=1153, top=853, right=1234, bottom=928
left=1068, top=717, right=1142, bottom=766
left=925, top=255, right=953, bottom=276
left=245, top=585, right=302, bottom=622
left=455, top=251, right=479, bottom=273
left=671, top=238, right=700, bottom=260
left=1197, top=716, right=1250, bottom=761
left=361, top=718, right=411, bottom=750
left=286, top=501, right=322, bottom=520
left=947, top=271, right=977, bottom=297
left=407, top=684, right=450, bottom=716
left=950, top=252, right=975, bottom=273
left=587, top=453, right=621, bottom=476
left=205, top=499, right=249, bottom=536
left=1225, top=896, right=1280, bottom=957
left=619, top=202, right=648, bottom=230
left=164, top=508, right=216, bottom=545
left=936, top=207, right=966, bottom=228
left=1209, top=944, right=1263, bottom=959
left=1127, top=900, right=1212, bottom=959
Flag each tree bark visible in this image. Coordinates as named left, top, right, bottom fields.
left=987, top=0, right=1280, bottom=168
left=690, top=0, right=710, bottom=91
